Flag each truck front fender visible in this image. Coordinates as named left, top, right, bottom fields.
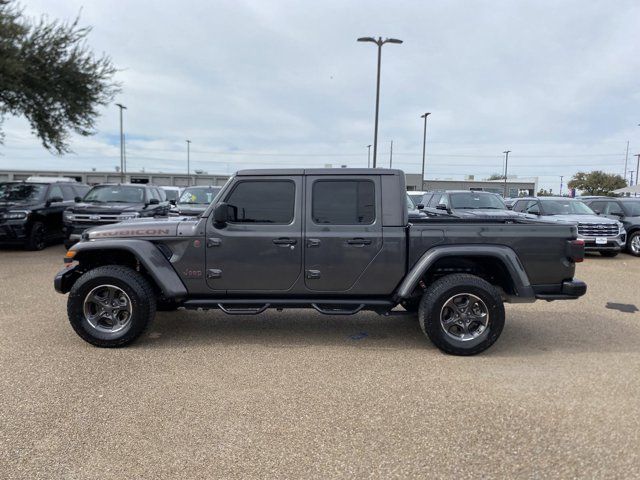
left=66, top=239, right=187, bottom=299
left=395, top=245, right=535, bottom=302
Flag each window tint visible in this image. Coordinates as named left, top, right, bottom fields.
left=48, top=185, right=63, bottom=200
left=512, top=201, right=526, bottom=212
left=588, top=201, right=605, bottom=213
left=526, top=202, right=540, bottom=214
left=428, top=194, right=441, bottom=207
left=61, top=185, right=76, bottom=201
left=73, top=185, right=91, bottom=198
left=312, top=180, right=375, bottom=225
left=605, top=201, right=624, bottom=215
left=225, top=180, right=295, bottom=224
left=148, top=188, right=161, bottom=202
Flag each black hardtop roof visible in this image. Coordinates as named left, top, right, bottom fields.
left=236, top=168, right=404, bottom=176
left=91, top=183, right=158, bottom=188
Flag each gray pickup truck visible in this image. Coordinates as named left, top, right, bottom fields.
left=54, top=169, right=586, bottom=355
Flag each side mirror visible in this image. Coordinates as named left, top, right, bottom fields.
left=506, top=204, right=513, bottom=210
left=169, top=199, right=176, bottom=206
left=417, top=203, right=424, bottom=210
left=74, top=196, right=82, bottom=203
left=213, top=202, right=229, bottom=224
left=148, top=198, right=160, bottom=205
left=436, top=204, right=448, bottom=211
left=47, top=196, right=63, bottom=206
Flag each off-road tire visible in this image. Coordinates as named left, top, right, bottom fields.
left=627, top=231, right=640, bottom=257
left=67, top=266, right=156, bottom=347
left=600, top=251, right=619, bottom=258
left=25, top=221, right=46, bottom=251
left=418, top=274, right=505, bottom=356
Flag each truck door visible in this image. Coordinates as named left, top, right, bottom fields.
left=304, top=175, right=383, bottom=292
left=205, top=176, right=303, bottom=292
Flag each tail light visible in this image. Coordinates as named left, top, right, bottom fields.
left=567, top=239, right=585, bottom=263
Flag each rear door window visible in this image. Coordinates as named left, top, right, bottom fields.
left=311, top=180, right=375, bottom=225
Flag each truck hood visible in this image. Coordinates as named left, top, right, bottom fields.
left=539, top=214, right=619, bottom=224
left=84, top=217, right=185, bottom=239
left=176, top=204, right=207, bottom=216
left=69, top=202, right=145, bottom=214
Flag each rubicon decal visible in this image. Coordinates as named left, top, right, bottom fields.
left=90, top=228, right=172, bottom=238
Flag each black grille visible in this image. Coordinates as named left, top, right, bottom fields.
left=577, top=223, right=618, bottom=237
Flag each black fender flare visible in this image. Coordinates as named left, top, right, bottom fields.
left=63, top=239, right=187, bottom=299
left=395, top=245, right=535, bottom=302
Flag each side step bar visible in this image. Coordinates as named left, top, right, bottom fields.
left=181, top=298, right=395, bottom=315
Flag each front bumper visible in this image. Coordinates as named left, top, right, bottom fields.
left=579, top=234, right=625, bottom=252
left=54, top=264, right=82, bottom=294
left=0, top=221, right=28, bottom=243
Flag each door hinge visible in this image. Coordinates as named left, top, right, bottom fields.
left=206, top=269, right=222, bottom=279
left=207, top=238, right=221, bottom=247
left=306, top=269, right=321, bottom=279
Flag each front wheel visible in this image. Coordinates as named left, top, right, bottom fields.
left=67, top=266, right=156, bottom=347
left=419, top=274, right=505, bottom=356
left=25, top=221, right=46, bottom=251
left=628, top=232, right=640, bottom=257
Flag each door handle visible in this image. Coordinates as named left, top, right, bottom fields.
left=347, top=238, right=372, bottom=246
left=273, top=238, right=297, bottom=246
left=307, top=238, right=321, bottom=247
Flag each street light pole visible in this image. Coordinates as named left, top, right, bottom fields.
left=186, top=140, right=191, bottom=186
left=357, top=36, right=403, bottom=168
left=115, top=103, right=127, bottom=182
left=420, top=112, right=431, bottom=188
left=502, top=150, right=511, bottom=197
left=635, top=154, right=640, bottom=187
left=367, top=144, right=371, bottom=168
left=560, top=175, right=564, bottom=196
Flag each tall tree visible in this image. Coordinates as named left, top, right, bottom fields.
left=0, top=0, right=118, bottom=153
left=568, top=171, right=627, bottom=196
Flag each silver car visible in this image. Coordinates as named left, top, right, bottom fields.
left=511, top=197, right=625, bottom=257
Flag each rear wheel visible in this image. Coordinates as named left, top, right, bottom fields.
left=25, top=221, right=46, bottom=251
left=628, top=232, right=640, bottom=257
left=600, top=251, right=619, bottom=258
left=67, top=266, right=156, bottom=347
left=419, top=274, right=505, bottom=356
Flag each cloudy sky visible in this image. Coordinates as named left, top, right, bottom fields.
left=2, top=0, right=640, bottom=191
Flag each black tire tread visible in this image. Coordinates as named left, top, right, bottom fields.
left=25, top=221, right=46, bottom=251
left=418, top=273, right=505, bottom=356
left=627, top=231, right=640, bottom=257
left=67, top=265, right=156, bottom=347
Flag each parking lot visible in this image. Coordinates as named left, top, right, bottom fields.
left=0, top=246, right=639, bottom=479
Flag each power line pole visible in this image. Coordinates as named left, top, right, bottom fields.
left=186, top=140, right=191, bottom=186
left=630, top=170, right=635, bottom=187
left=502, top=150, right=511, bottom=197
left=367, top=144, right=371, bottom=168
left=560, top=175, right=564, bottom=196
left=635, top=154, right=640, bottom=187
left=115, top=103, right=127, bottom=182
left=357, top=36, right=403, bottom=167
left=624, top=141, right=630, bottom=180
left=420, top=112, right=431, bottom=187
left=389, top=140, right=393, bottom=168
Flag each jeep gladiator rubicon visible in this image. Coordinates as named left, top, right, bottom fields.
left=54, top=169, right=586, bottom=355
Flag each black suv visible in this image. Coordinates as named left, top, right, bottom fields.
left=583, top=197, right=640, bottom=256
left=0, top=179, right=90, bottom=250
left=63, top=183, right=170, bottom=248
left=173, top=185, right=221, bottom=216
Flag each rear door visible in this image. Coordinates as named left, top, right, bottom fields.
left=304, top=175, right=382, bottom=292
left=205, top=176, right=303, bottom=292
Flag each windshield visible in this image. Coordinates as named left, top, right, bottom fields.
left=84, top=185, right=146, bottom=203
left=179, top=187, right=221, bottom=205
left=406, top=195, right=416, bottom=210
left=408, top=193, right=423, bottom=207
left=0, top=183, right=46, bottom=203
left=449, top=192, right=506, bottom=210
left=623, top=201, right=640, bottom=216
left=540, top=199, right=594, bottom=215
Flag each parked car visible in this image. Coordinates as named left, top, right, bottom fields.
left=407, top=190, right=429, bottom=207
left=160, top=186, right=182, bottom=204
left=583, top=197, right=640, bottom=256
left=56, top=168, right=586, bottom=356
left=173, top=186, right=221, bottom=216
left=511, top=197, right=625, bottom=257
left=422, top=190, right=526, bottom=220
left=0, top=178, right=90, bottom=250
left=63, top=183, right=170, bottom=248
left=406, top=195, right=427, bottom=220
